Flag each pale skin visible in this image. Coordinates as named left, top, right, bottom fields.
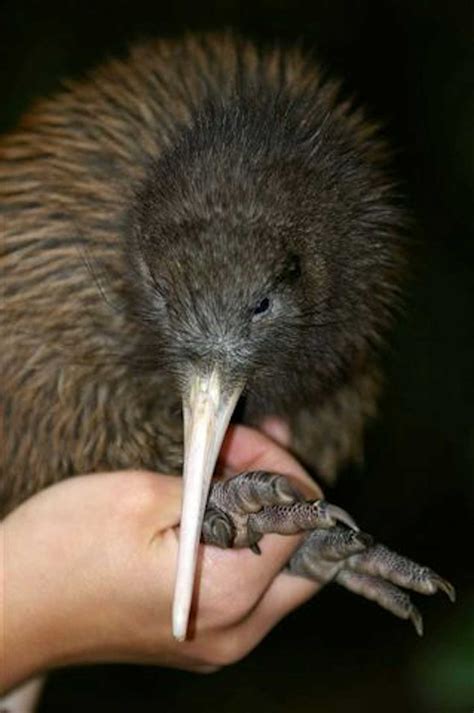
left=1, top=425, right=322, bottom=693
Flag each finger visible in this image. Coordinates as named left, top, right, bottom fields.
left=198, top=530, right=303, bottom=598
left=163, top=571, right=320, bottom=672
left=216, top=570, right=320, bottom=661
left=90, top=470, right=183, bottom=532
left=260, top=416, right=291, bottom=448
left=219, top=425, right=321, bottom=498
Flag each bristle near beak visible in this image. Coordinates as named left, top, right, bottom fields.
left=172, top=369, right=243, bottom=641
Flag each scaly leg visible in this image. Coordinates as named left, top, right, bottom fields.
left=203, top=471, right=357, bottom=551
left=287, top=529, right=454, bottom=634
left=203, top=471, right=455, bottom=633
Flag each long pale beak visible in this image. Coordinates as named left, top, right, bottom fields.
left=172, top=368, right=243, bottom=641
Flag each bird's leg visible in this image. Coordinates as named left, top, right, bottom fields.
left=203, top=471, right=359, bottom=551
left=286, top=529, right=454, bottom=634
left=202, top=471, right=305, bottom=551
left=203, top=471, right=361, bottom=555
left=202, top=471, right=455, bottom=633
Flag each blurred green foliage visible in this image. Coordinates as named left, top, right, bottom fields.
left=414, top=599, right=474, bottom=710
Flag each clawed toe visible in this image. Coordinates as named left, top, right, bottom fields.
left=336, top=569, right=425, bottom=635
left=324, top=503, right=359, bottom=531
left=346, top=545, right=456, bottom=602
left=430, top=574, right=456, bottom=603
left=203, top=470, right=454, bottom=634
left=201, top=506, right=236, bottom=548
left=290, top=533, right=455, bottom=634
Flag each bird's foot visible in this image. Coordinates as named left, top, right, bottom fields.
left=203, top=471, right=305, bottom=551
left=287, top=529, right=455, bottom=635
left=203, top=471, right=455, bottom=634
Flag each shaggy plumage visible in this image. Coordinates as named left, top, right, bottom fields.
left=0, top=34, right=403, bottom=516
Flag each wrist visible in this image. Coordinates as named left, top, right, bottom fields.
left=1, top=472, right=183, bottom=690
left=2, top=497, right=103, bottom=689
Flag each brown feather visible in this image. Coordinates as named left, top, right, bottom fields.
left=0, top=34, right=404, bottom=516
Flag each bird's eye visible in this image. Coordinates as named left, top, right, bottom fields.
left=252, top=297, right=271, bottom=321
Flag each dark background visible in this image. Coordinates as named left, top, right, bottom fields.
left=1, top=0, right=472, bottom=711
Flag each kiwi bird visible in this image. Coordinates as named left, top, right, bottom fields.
left=0, top=34, right=454, bottom=641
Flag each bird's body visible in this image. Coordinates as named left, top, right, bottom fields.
left=0, top=35, right=400, bottom=516
left=2, top=34, right=452, bottom=644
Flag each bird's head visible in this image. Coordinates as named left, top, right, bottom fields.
left=124, top=90, right=403, bottom=640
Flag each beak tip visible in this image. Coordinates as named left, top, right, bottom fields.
left=172, top=607, right=188, bottom=642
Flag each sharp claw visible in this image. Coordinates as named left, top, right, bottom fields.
left=433, top=574, right=456, bottom=603
left=410, top=606, right=424, bottom=636
left=325, top=502, right=359, bottom=531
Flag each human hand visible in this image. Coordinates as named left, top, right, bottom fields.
left=1, top=425, right=322, bottom=691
